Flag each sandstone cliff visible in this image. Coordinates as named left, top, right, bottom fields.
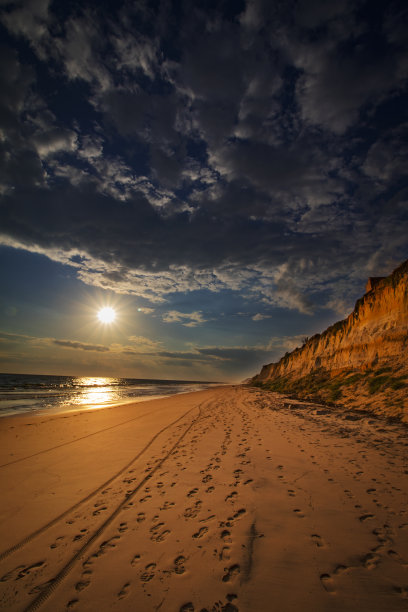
left=251, top=259, right=408, bottom=421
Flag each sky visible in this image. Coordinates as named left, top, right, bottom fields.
left=0, top=0, right=407, bottom=382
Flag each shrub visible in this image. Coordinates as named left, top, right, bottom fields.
left=390, top=380, right=406, bottom=390
left=330, top=388, right=342, bottom=402
left=368, top=376, right=391, bottom=394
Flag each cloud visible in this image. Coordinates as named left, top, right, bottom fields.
left=112, top=32, right=158, bottom=80
left=0, top=331, right=109, bottom=352
left=52, top=339, right=109, bottom=352
left=162, top=310, right=207, bottom=327
left=208, top=138, right=344, bottom=208
left=0, top=331, right=33, bottom=342
left=289, top=4, right=408, bottom=134
left=127, top=336, right=161, bottom=350
left=0, top=327, right=319, bottom=381
left=33, top=127, right=78, bottom=158
left=252, top=313, right=270, bottom=321
left=0, top=0, right=407, bottom=321
left=1, top=0, right=51, bottom=58
left=56, top=16, right=112, bottom=91
left=362, top=124, right=408, bottom=185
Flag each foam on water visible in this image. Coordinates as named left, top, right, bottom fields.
left=0, top=373, right=220, bottom=417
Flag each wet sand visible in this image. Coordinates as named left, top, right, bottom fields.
left=0, top=386, right=407, bottom=611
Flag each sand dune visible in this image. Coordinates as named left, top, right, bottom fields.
left=0, top=386, right=408, bottom=611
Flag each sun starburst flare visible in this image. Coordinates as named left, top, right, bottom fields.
left=97, top=307, right=116, bottom=324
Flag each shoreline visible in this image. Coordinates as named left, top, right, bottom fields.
left=0, top=381, right=228, bottom=420
left=1, top=386, right=407, bottom=611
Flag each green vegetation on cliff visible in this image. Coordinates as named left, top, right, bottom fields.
left=251, top=367, right=407, bottom=406
left=250, top=259, right=408, bottom=420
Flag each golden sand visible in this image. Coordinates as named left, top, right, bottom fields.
left=0, top=386, right=407, bottom=611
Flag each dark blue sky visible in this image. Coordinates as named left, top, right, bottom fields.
left=0, top=0, right=407, bottom=380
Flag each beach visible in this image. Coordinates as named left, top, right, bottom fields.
left=0, top=386, right=407, bottom=612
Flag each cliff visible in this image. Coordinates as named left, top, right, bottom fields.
left=251, top=259, right=408, bottom=421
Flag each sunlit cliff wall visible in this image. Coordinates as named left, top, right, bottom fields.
left=251, top=260, right=408, bottom=420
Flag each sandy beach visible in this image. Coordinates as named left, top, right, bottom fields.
left=0, top=386, right=407, bottom=611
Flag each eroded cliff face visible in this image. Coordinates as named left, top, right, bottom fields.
left=251, top=260, right=408, bottom=421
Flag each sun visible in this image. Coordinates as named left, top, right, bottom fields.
left=97, top=307, right=116, bottom=324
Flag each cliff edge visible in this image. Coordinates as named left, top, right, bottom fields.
left=251, top=259, right=408, bottom=421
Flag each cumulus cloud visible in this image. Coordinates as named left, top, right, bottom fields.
left=162, top=310, right=207, bottom=327
left=0, top=0, right=406, bottom=320
left=1, top=0, right=51, bottom=58
left=32, top=128, right=78, bottom=158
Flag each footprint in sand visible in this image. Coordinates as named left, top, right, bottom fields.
left=220, top=546, right=231, bottom=560
left=320, top=574, right=335, bottom=593
left=193, top=527, right=208, bottom=539
left=359, top=514, right=375, bottom=522
left=140, top=495, right=152, bottom=503
left=75, top=580, right=90, bottom=592
left=334, top=565, right=348, bottom=576
left=394, top=586, right=408, bottom=599
left=117, top=582, right=130, bottom=599
left=225, top=492, right=238, bottom=502
left=174, top=555, right=186, bottom=574
left=73, top=533, right=84, bottom=542
left=150, top=524, right=171, bottom=542
left=50, top=535, right=65, bottom=549
left=187, top=488, right=199, bottom=498
left=184, top=501, right=202, bottom=519
left=387, top=549, right=407, bottom=565
left=362, top=553, right=379, bottom=569
left=15, top=561, right=46, bottom=581
left=140, top=563, right=156, bottom=583
left=222, top=564, right=240, bottom=582
left=131, top=554, right=141, bottom=566
left=160, top=501, right=176, bottom=510
left=311, top=534, right=326, bottom=547
left=151, top=521, right=165, bottom=531
left=293, top=508, right=305, bottom=518
left=221, top=530, right=232, bottom=542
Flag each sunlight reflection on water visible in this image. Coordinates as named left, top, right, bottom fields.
left=0, top=374, right=220, bottom=417
left=75, top=377, right=119, bottom=387
left=62, top=377, right=119, bottom=408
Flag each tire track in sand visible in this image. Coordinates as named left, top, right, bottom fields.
left=0, top=404, right=199, bottom=564
left=0, top=405, right=166, bottom=469
left=23, top=402, right=204, bottom=612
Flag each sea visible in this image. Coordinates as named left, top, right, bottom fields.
left=0, top=373, right=221, bottom=418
